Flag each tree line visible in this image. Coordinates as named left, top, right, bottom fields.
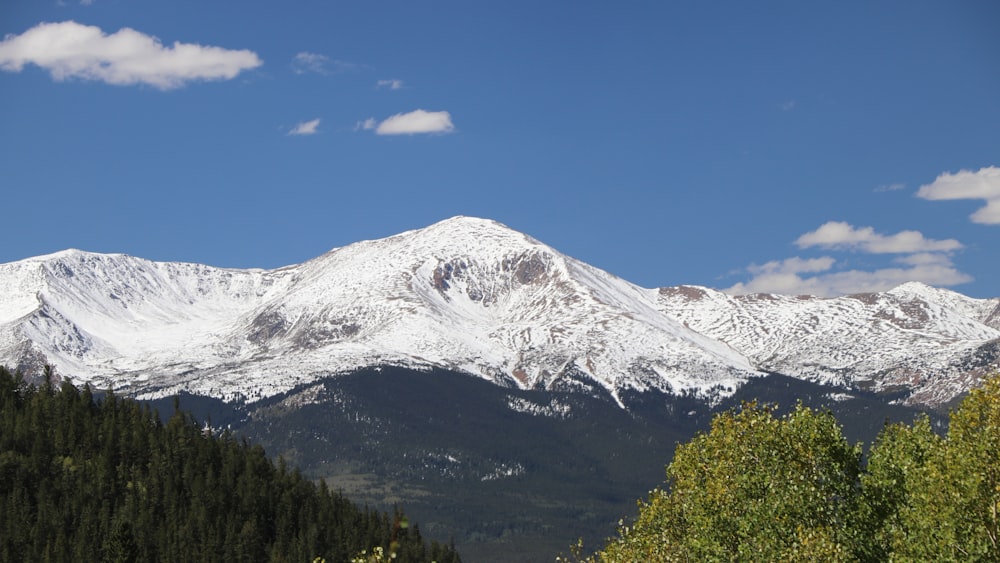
left=577, top=373, right=1000, bottom=561
left=0, top=366, right=460, bottom=562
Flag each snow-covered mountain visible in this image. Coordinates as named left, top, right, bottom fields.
left=2, top=216, right=997, bottom=408
left=657, top=283, right=1000, bottom=406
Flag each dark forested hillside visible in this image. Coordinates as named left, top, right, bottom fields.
left=231, top=367, right=941, bottom=562
left=0, top=366, right=459, bottom=563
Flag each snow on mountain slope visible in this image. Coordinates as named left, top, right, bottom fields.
left=2, top=217, right=996, bottom=408
left=656, top=283, right=1000, bottom=405
left=218, top=217, right=757, bottom=404
left=0, top=217, right=757, bottom=405
left=0, top=249, right=292, bottom=388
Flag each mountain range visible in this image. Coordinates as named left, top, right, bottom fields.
left=2, top=215, right=998, bottom=410
left=6, top=215, right=999, bottom=560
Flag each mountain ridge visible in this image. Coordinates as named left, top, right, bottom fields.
left=2, top=216, right=997, bottom=408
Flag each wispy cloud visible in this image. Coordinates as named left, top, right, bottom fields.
left=726, top=221, right=969, bottom=297
left=917, top=166, right=1000, bottom=225
left=354, top=118, right=377, bottom=132
left=377, top=79, right=404, bottom=90
left=795, top=221, right=963, bottom=254
left=358, top=109, right=456, bottom=136
left=291, top=52, right=362, bottom=75
left=747, top=257, right=837, bottom=277
left=780, top=100, right=796, bottom=111
left=288, top=118, right=321, bottom=136
left=875, top=182, right=905, bottom=192
left=0, top=21, right=261, bottom=89
left=291, top=52, right=329, bottom=74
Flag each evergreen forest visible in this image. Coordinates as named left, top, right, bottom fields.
left=0, top=366, right=460, bottom=563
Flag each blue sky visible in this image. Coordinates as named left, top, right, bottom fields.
left=1, top=1, right=998, bottom=297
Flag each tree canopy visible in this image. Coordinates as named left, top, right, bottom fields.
left=584, top=374, right=1000, bottom=562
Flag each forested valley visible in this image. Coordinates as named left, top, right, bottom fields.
left=0, top=366, right=460, bottom=562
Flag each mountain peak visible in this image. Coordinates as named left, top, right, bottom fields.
left=20, top=248, right=98, bottom=263
left=887, top=281, right=953, bottom=299
left=411, top=216, right=537, bottom=245
left=431, top=215, right=508, bottom=228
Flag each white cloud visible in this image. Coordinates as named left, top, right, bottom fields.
left=291, top=52, right=362, bottom=75
left=726, top=272, right=821, bottom=296
left=726, top=255, right=971, bottom=297
left=895, top=252, right=954, bottom=267
left=726, top=256, right=835, bottom=296
left=0, top=21, right=261, bottom=89
left=291, top=52, right=328, bottom=74
left=747, top=256, right=836, bottom=276
left=288, top=118, right=320, bottom=136
left=377, top=79, right=404, bottom=90
left=369, top=109, right=455, bottom=136
left=726, top=220, right=971, bottom=296
left=916, top=166, right=1000, bottom=224
left=795, top=221, right=962, bottom=254
left=354, top=118, right=377, bottom=132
